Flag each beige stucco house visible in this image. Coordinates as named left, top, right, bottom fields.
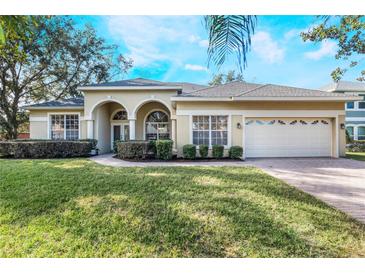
left=24, top=78, right=360, bottom=158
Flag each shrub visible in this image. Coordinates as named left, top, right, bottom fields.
left=0, top=140, right=95, bottom=158
left=148, top=140, right=157, bottom=156
left=183, top=144, right=196, bottom=159
left=229, top=146, right=243, bottom=159
left=198, top=144, right=208, bottom=158
left=212, top=144, right=224, bottom=159
left=347, top=141, right=365, bottom=152
left=156, top=140, right=173, bottom=160
left=116, top=141, right=149, bottom=159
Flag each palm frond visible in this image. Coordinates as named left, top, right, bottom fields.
left=204, top=15, right=257, bottom=72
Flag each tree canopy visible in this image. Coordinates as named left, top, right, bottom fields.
left=0, top=16, right=133, bottom=139
left=208, top=70, right=244, bottom=86
left=301, top=16, right=365, bottom=82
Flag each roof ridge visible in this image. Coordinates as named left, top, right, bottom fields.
left=183, top=80, right=243, bottom=95
left=236, top=84, right=269, bottom=97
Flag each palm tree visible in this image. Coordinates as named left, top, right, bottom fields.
left=204, top=15, right=257, bottom=72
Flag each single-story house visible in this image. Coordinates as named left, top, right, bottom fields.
left=320, top=81, right=365, bottom=141
left=24, top=78, right=360, bottom=158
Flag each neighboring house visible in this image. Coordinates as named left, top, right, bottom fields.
left=320, top=81, right=365, bottom=141
left=24, top=78, right=360, bottom=158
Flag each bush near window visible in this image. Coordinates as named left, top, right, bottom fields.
left=156, top=140, right=173, bottom=160
left=199, top=144, right=208, bottom=158
left=347, top=141, right=365, bottom=152
left=116, top=141, right=149, bottom=159
left=148, top=140, right=157, bottom=156
left=229, top=146, right=243, bottom=159
left=183, top=144, right=196, bottom=159
left=212, top=144, right=224, bottom=159
left=0, top=139, right=96, bottom=158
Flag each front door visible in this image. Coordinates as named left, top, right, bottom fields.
left=111, top=123, right=129, bottom=150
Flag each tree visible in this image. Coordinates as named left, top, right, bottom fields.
left=208, top=70, right=244, bottom=86
left=0, top=16, right=133, bottom=139
left=301, top=16, right=365, bottom=81
left=204, top=15, right=257, bottom=73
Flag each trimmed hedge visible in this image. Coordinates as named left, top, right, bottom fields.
left=148, top=140, right=157, bottom=156
left=0, top=139, right=96, bottom=158
left=199, top=144, right=208, bottom=158
left=183, top=144, right=196, bottom=159
left=116, top=141, right=149, bottom=159
left=156, top=140, right=173, bottom=160
left=229, top=146, right=243, bottom=159
left=212, top=144, right=224, bottom=159
left=347, top=141, right=365, bottom=152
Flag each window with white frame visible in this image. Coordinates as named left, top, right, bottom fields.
left=50, top=114, right=79, bottom=140
left=358, top=126, right=365, bottom=140
left=358, top=101, right=365, bottom=109
left=145, top=111, right=169, bottom=140
left=192, top=115, right=228, bottom=146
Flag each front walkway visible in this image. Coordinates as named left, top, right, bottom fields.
left=90, top=153, right=248, bottom=167
left=90, top=154, right=365, bottom=224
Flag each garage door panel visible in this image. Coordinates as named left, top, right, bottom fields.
left=245, top=118, right=332, bottom=158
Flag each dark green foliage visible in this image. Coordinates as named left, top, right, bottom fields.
left=155, top=140, right=173, bottom=160
left=228, top=146, right=243, bottom=159
left=212, top=144, right=224, bottom=158
left=183, top=144, right=197, bottom=159
left=0, top=140, right=94, bottom=158
left=347, top=141, right=365, bottom=152
left=198, top=144, right=208, bottom=158
left=148, top=140, right=157, bottom=156
left=116, top=141, right=149, bottom=159
left=0, top=16, right=132, bottom=139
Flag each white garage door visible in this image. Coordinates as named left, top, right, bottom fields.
left=245, top=118, right=332, bottom=157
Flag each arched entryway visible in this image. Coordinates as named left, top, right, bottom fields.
left=134, top=101, right=172, bottom=141
left=89, top=100, right=129, bottom=153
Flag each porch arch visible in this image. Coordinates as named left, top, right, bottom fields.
left=88, top=98, right=130, bottom=119
left=131, top=98, right=172, bottom=120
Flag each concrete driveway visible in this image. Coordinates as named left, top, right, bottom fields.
left=249, top=158, right=365, bottom=224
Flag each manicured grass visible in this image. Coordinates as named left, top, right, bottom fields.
left=0, top=159, right=364, bottom=258
left=346, top=152, right=365, bottom=161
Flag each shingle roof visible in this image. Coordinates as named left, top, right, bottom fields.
left=81, top=77, right=206, bottom=93
left=319, top=81, right=365, bottom=92
left=179, top=81, right=351, bottom=98
left=24, top=97, right=84, bottom=109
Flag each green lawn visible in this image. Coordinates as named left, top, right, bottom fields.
left=346, top=152, right=365, bottom=161
left=0, top=159, right=364, bottom=258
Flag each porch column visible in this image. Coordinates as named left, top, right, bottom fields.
left=86, top=120, right=94, bottom=139
left=129, top=118, right=136, bottom=140
left=171, top=118, right=176, bottom=149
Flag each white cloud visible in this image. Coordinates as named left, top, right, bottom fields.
left=198, top=39, right=209, bottom=47
left=284, top=24, right=318, bottom=41
left=304, top=40, right=338, bottom=60
left=106, top=16, right=197, bottom=66
left=184, top=64, right=208, bottom=71
left=251, top=31, right=285, bottom=64
left=188, top=34, right=209, bottom=48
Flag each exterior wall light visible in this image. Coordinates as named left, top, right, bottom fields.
left=340, top=123, right=345, bottom=130
left=237, top=122, right=242, bottom=129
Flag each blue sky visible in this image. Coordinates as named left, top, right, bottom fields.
left=74, top=16, right=362, bottom=89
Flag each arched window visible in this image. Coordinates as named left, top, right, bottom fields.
left=112, top=110, right=128, bottom=120
left=145, top=111, right=169, bottom=140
